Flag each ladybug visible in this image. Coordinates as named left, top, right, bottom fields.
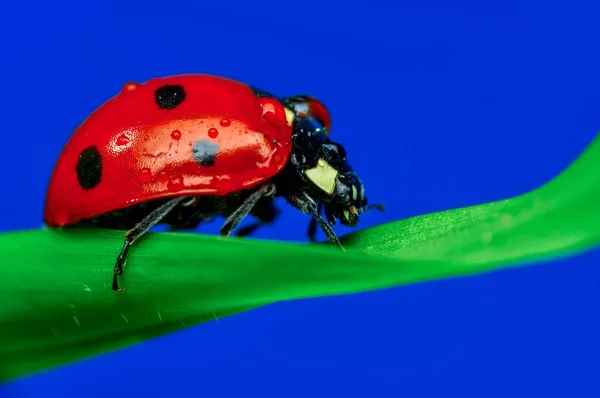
left=44, top=74, right=382, bottom=291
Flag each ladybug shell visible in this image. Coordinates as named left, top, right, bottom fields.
left=44, top=74, right=293, bottom=227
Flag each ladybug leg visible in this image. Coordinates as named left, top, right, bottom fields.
left=286, top=192, right=344, bottom=250
left=112, top=195, right=194, bottom=291
left=220, top=184, right=277, bottom=237
left=307, top=203, right=324, bottom=242
left=235, top=201, right=281, bottom=237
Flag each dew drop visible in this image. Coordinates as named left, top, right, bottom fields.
left=143, top=135, right=149, bottom=141
left=167, top=176, right=184, bottom=192
left=171, top=130, right=182, bottom=140
left=116, top=134, right=130, bottom=146
left=220, top=118, right=231, bottom=127
left=157, top=171, right=169, bottom=183
left=138, top=168, right=152, bottom=182
left=121, top=82, right=138, bottom=93
left=254, top=97, right=287, bottom=128
left=260, top=102, right=276, bottom=117
left=208, top=127, right=219, bottom=139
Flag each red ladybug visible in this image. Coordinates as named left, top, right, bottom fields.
left=44, top=74, right=381, bottom=291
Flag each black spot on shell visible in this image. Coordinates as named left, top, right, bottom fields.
left=155, top=85, right=186, bottom=109
left=250, top=86, right=276, bottom=98
left=76, top=146, right=102, bottom=190
left=192, top=140, right=219, bottom=167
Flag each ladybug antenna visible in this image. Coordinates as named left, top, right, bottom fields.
left=364, top=203, right=385, bottom=212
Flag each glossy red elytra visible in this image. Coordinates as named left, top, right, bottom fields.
left=44, top=74, right=381, bottom=291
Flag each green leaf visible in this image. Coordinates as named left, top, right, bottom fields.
left=1, top=132, right=599, bottom=383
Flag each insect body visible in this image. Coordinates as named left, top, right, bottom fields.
left=44, top=74, right=380, bottom=291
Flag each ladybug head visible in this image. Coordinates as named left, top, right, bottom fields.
left=324, top=165, right=368, bottom=228
left=287, top=117, right=373, bottom=228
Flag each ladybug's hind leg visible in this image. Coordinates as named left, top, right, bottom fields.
left=113, top=195, right=194, bottom=291
left=220, top=184, right=277, bottom=237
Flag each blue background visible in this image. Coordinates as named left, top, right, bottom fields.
left=1, top=1, right=599, bottom=396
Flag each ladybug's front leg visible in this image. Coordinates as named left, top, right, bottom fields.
left=112, top=195, right=194, bottom=291
left=286, top=192, right=344, bottom=250
left=307, top=203, right=325, bottom=242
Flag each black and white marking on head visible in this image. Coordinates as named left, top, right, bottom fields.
left=192, top=139, right=219, bottom=166
left=155, top=84, right=186, bottom=109
left=76, top=145, right=103, bottom=190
